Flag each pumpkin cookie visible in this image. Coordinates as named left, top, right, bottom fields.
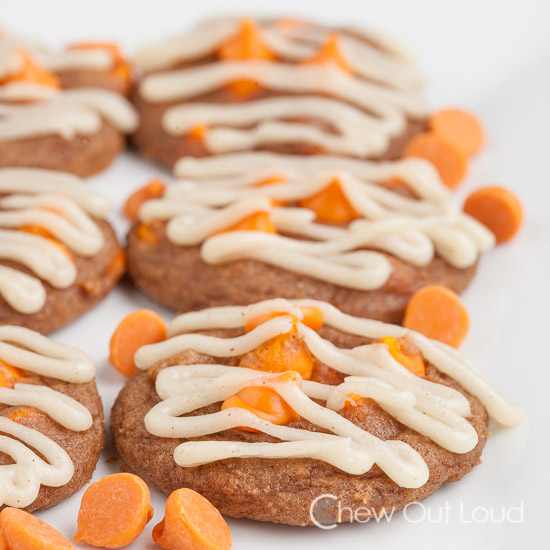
left=0, top=168, right=124, bottom=333
left=0, top=325, right=104, bottom=512
left=131, top=17, right=426, bottom=168
left=126, top=152, right=494, bottom=323
left=111, top=299, right=524, bottom=526
left=0, top=50, right=137, bottom=176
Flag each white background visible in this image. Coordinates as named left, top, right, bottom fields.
left=2, top=1, right=550, bottom=548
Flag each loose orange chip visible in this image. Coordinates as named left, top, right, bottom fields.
left=463, top=186, right=523, bottom=244
left=403, top=285, right=470, bottom=348
left=404, top=132, right=468, bottom=189
left=302, top=33, right=353, bottom=73
left=299, top=178, right=360, bottom=224
left=123, top=179, right=166, bottom=221
left=109, top=309, right=167, bottom=377
left=152, top=488, right=232, bottom=550
left=74, top=473, right=153, bottom=548
left=0, top=507, right=74, bottom=550
left=429, top=108, right=484, bottom=157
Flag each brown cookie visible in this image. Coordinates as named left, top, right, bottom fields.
left=0, top=168, right=125, bottom=333
left=131, top=17, right=427, bottom=169
left=0, top=51, right=137, bottom=177
left=110, top=300, right=519, bottom=526
left=0, top=327, right=104, bottom=512
left=124, top=154, right=492, bottom=323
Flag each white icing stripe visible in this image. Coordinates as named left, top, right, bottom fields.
left=140, top=155, right=493, bottom=289
left=0, top=167, right=111, bottom=217
left=35, top=49, right=115, bottom=72
left=0, top=384, right=92, bottom=431
left=140, top=62, right=424, bottom=117
left=0, top=324, right=95, bottom=383
left=138, top=299, right=523, bottom=486
left=134, top=17, right=422, bottom=93
left=0, top=265, right=46, bottom=313
left=0, top=229, right=76, bottom=288
left=164, top=96, right=400, bottom=156
left=0, top=83, right=137, bottom=141
left=0, top=326, right=97, bottom=507
left=0, top=30, right=116, bottom=72
left=0, top=168, right=110, bottom=313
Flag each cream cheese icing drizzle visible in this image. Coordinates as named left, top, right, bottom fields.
left=139, top=153, right=494, bottom=290
left=0, top=30, right=116, bottom=77
left=0, top=83, right=137, bottom=141
left=135, top=299, right=524, bottom=489
left=136, top=17, right=424, bottom=158
left=0, top=325, right=96, bottom=507
left=0, top=168, right=110, bottom=314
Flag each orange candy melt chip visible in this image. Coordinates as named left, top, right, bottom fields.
left=218, top=18, right=274, bottom=62
left=299, top=178, right=360, bottom=224
left=1, top=50, right=61, bottom=88
left=302, top=33, right=353, bottom=73
left=239, top=319, right=315, bottom=379
left=109, top=309, right=167, bottom=377
left=245, top=306, right=324, bottom=333
left=429, top=108, right=484, bottom=158
left=463, top=186, right=523, bottom=244
left=403, top=285, right=470, bottom=349
left=152, top=488, right=232, bottom=550
left=379, top=336, right=426, bottom=377
left=404, top=132, right=468, bottom=189
left=218, top=18, right=274, bottom=98
left=214, top=210, right=277, bottom=235
left=0, top=360, right=23, bottom=389
left=221, top=372, right=301, bottom=431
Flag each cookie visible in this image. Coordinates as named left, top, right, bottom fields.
left=131, top=17, right=426, bottom=169
left=0, top=168, right=125, bottom=333
left=126, top=152, right=494, bottom=323
left=0, top=52, right=137, bottom=177
left=0, top=325, right=104, bottom=512
left=0, top=29, right=132, bottom=95
left=111, top=299, right=524, bottom=526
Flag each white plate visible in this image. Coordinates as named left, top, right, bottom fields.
left=2, top=1, right=549, bottom=548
